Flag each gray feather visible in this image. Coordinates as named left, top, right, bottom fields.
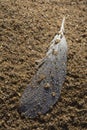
left=19, top=18, right=67, bottom=118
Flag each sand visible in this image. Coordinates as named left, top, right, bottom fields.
left=0, top=0, right=87, bottom=130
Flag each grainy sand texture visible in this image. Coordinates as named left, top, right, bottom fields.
left=0, top=0, right=87, bottom=130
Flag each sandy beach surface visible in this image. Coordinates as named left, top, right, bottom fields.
left=0, top=0, right=87, bottom=130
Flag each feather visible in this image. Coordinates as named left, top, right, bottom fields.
left=19, top=17, right=68, bottom=118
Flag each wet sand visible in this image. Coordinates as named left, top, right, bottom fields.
left=0, top=0, right=87, bottom=130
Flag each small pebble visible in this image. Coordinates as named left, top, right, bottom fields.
left=51, top=92, right=56, bottom=97
left=44, top=83, right=50, bottom=89
left=55, top=38, right=60, bottom=44
left=52, top=49, right=58, bottom=55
